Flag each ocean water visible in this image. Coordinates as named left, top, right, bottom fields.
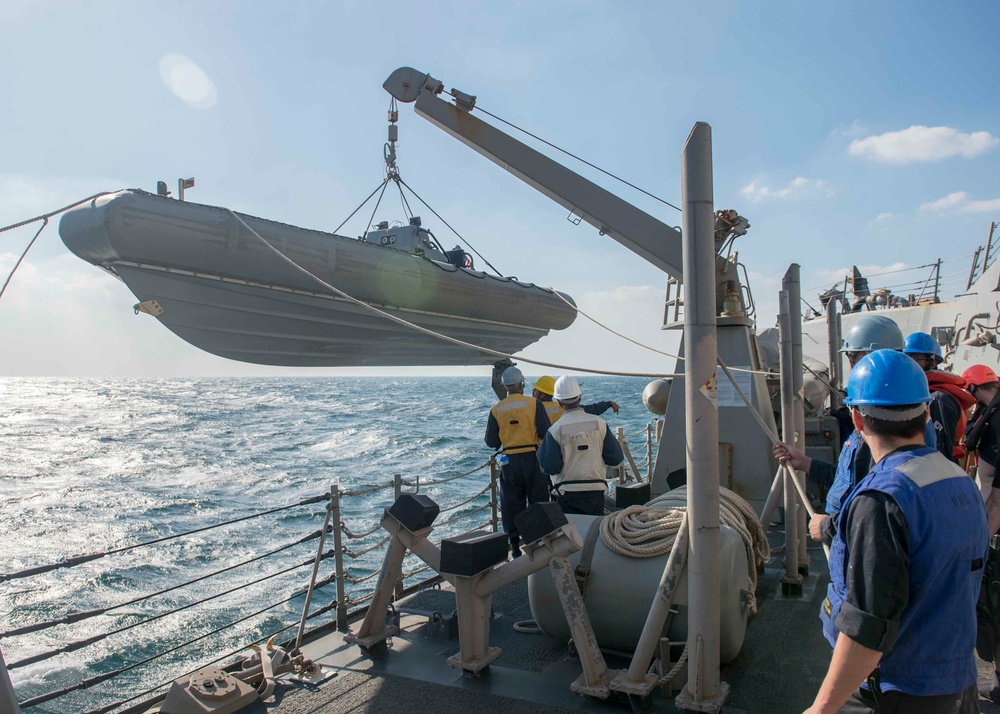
left=0, top=376, right=657, bottom=712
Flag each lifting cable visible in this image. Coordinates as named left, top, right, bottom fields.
left=228, top=208, right=682, bottom=379
left=0, top=492, right=329, bottom=583
left=361, top=179, right=391, bottom=242
left=0, top=192, right=116, bottom=304
left=395, top=175, right=506, bottom=278
left=331, top=178, right=393, bottom=236
left=466, top=96, right=682, bottom=213
left=329, top=171, right=506, bottom=278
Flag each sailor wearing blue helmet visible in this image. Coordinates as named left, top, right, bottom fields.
left=804, top=349, right=986, bottom=713
left=773, top=314, right=907, bottom=547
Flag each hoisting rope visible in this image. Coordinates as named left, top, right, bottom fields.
left=0, top=492, right=329, bottom=583
left=547, top=288, right=773, bottom=376
left=228, top=209, right=682, bottom=379
left=599, top=486, right=769, bottom=614
left=0, top=192, right=117, bottom=303
left=467, top=97, right=682, bottom=213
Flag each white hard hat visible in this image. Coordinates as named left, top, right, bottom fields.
left=553, top=376, right=582, bottom=401
left=501, top=366, right=524, bottom=386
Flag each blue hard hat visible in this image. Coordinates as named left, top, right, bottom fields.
left=840, top=315, right=905, bottom=353
left=844, top=349, right=932, bottom=406
left=501, top=366, right=524, bottom=386
left=903, top=331, right=943, bottom=360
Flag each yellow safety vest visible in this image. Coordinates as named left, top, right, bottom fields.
left=491, top=394, right=542, bottom=455
left=543, top=400, right=565, bottom=425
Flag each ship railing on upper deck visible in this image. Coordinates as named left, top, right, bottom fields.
left=804, top=248, right=990, bottom=315
left=0, top=458, right=499, bottom=714
left=0, top=423, right=663, bottom=713
left=614, top=418, right=662, bottom=483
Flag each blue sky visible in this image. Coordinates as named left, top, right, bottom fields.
left=1, top=1, right=998, bottom=376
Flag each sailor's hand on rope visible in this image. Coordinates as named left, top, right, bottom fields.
left=808, top=514, right=827, bottom=543
left=610, top=401, right=620, bottom=415
left=772, top=441, right=811, bottom=473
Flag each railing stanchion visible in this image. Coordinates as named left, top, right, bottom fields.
left=393, top=474, right=404, bottom=601
left=0, top=647, right=21, bottom=714
left=616, top=427, right=631, bottom=482
left=294, top=485, right=335, bottom=651
left=646, top=421, right=653, bottom=481
left=331, top=485, right=349, bottom=631
left=489, top=456, right=499, bottom=533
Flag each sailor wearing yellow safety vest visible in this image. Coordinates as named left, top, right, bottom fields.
left=538, top=376, right=623, bottom=516
left=485, top=366, right=552, bottom=557
left=531, top=374, right=620, bottom=425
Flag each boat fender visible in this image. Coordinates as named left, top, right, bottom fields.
left=574, top=518, right=603, bottom=599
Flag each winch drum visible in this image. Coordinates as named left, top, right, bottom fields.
left=526, top=514, right=750, bottom=661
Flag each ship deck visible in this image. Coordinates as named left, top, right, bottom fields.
left=253, top=526, right=1000, bottom=714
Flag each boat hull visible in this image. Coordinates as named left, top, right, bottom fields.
left=59, top=191, right=577, bottom=366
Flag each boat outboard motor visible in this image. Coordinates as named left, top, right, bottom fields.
left=445, top=246, right=474, bottom=269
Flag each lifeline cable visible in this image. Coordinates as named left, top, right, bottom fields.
left=17, top=571, right=328, bottom=710
left=82, top=607, right=325, bottom=714
left=227, top=208, right=681, bottom=379
left=0, top=492, right=329, bottom=583
left=1, top=528, right=327, bottom=642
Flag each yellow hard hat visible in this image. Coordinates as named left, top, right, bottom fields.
left=533, top=375, right=556, bottom=396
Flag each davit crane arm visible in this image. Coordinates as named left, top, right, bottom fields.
left=383, top=67, right=751, bottom=317
left=384, top=67, right=687, bottom=280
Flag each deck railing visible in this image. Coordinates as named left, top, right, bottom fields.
left=1, top=423, right=662, bottom=713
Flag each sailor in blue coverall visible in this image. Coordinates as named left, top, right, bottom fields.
left=803, top=350, right=987, bottom=713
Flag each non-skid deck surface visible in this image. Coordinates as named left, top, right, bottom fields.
left=277, top=526, right=1000, bottom=713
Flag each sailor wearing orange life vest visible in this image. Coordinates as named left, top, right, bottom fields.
left=531, top=375, right=620, bottom=425
left=903, top=332, right=975, bottom=464
left=537, top=376, right=623, bottom=516
left=485, top=366, right=551, bottom=557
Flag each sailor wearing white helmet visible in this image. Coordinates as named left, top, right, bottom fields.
left=537, top=376, right=623, bottom=516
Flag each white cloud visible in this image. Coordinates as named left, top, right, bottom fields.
left=919, top=191, right=1000, bottom=214
left=740, top=176, right=832, bottom=203
left=849, top=126, right=999, bottom=163
left=875, top=212, right=894, bottom=221
left=159, top=54, right=218, bottom=110
left=831, top=120, right=867, bottom=137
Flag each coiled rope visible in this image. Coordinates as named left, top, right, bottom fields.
left=599, top=486, right=769, bottom=614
